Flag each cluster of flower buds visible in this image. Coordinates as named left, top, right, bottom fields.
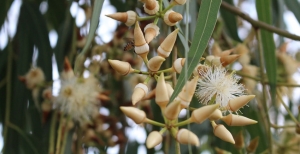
left=106, top=0, right=258, bottom=150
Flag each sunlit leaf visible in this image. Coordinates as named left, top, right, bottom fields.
left=285, top=0, right=300, bottom=24
left=170, top=0, right=222, bottom=102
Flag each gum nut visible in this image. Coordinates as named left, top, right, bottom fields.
left=227, top=95, right=255, bottom=112
left=132, top=83, right=148, bottom=105
left=166, top=83, right=174, bottom=98
left=108, top=59, right=133, bottom=76
left=213, top=124, right=235, bottom=144
left=176, top=129, right=200, bottom=146
left=143, top=0, right=159, bottom=15
left=146, top=131, right=162, bottom=148
left=134, top=22, right=146, bottom=47
left=220, top=54, right=240, bottom=66
left=157, top=29, right=179, bottom=58
left=168, top=12, right=183, bottom=23
left=155, top=73, right=169, bottom=108
left=164, top=100, right=181, bottom=120
left=173, top=58, right=185, bottom=73
left=209, top=109, right=223, bottom=121
left=147, top=56, right=165, bottom=72
left=191, top=104, right=219, bottom=124
left=178, top=76, right=199, bottom=103
left=222, top=114, right=257, bottom=126
left=144, top=23, right=160, bottom=43
left=120, top=107, right=146, bottom=124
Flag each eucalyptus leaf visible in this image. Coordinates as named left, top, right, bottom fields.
left=170, top=0, right=222, bottom=102
left=256, top=0, right=277, bottom=104
left=285, top=0, right=300, bottom=25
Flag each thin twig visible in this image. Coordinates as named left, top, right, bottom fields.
left=221, top=1, right=300, bottom=40
left=270, top=123, right=297, bottom=129
left=277, top=90, right=299, bottom=124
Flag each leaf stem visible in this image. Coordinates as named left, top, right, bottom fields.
left=60, top=116, right=71, bottom=154
left=55, top=115, right=65, bottom=154
left=174, top=119, right=192, bottom=127
left=137, top=15, right=157, bottom=21
left=49, top=111, right=58, bottom=154
left=145, top=118, right=165, bottom=127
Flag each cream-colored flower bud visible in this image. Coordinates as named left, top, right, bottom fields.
left=222, top=114, right=257, bottom=126
left=211, top=57, right=221, bottom=66
left=166, top=83, right=174, bottom=98
left=157, top=29, right=179, bottom=58
left=176, top=129, right=200, bottom=146
left=235, top=43, right=250, bottom=65
left=164, top=100, right=181, bottom=120
left=174, top=0, right=187, bottom=5
left=146, top=131, right=163, bottom=148
left=172, top=58, right=185, bottom=73
left=178, top=76, right=199, bottom=108
left=143, top=0, right=159, bottom=15
left=120, top=106, right=146, bottom=124
left=212, top=42, right=222, bottom=56
left=147, top=56, right=165, bottom=72
left=106, top=11, right=136, bottom=26
left=24, top=67, right=45, bottom=89
left=132, top=83, right=149, bottom=105
left=134, top=22, right=149, bottom=60
left=164, top=10, right=183, bottom=26
left=212, top=123, right=235, bottom=144
left=190, top=104, right=219, bottom=123
left=209, top=109, right=223, bottom=121
left=155, top=73, right=169, bottom=108
left=108, top=59, right=134, bottom=76
left=41, top=101, right=52, bottom=112
left=220, top=54, right=240, bottom=66
left=217, top=49, right=234, bottom=57
left=144, top=23, right=160, bottom=43
left=227, top=95, right=255, bottom=112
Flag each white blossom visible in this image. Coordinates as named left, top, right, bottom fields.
left=195, top=66, right=244, bottom=108
left=55, top=76, right=100, bottom=123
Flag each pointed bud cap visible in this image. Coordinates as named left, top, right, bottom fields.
left=108, top=59, right=133, bottom=76
left=143, top=0, right=159, bottom=15
left=166, top=83, right=174, bottom=98
left=176, top=129, right=200, bottom=146
left=120, top=106, right=146, bottom=124
left=164, top=10, right=182, bottom=26
left=164, top=100, right=181, bottom=120
left=173, top=58, right=185, bottom=73
left=178, top=76, right=199, bottom=108
left=157, top=29, right=179, bottom=58
left=234, top=131, right=245, bottom=149
left=144, top=23, right=160, bottom=43
left=209, top=109, right=223, bottom=121
left=155, top=73, right=169, bottom=108
left=213, top=124, right=235, bottom=144
left=134, top=22, right=149, bottom=58
left=132, top=83, right=148, bottom=105
left=220, top=54, right=240, bottom=66
left=246, top=137, right=259, bottom=153
left=222, top=114, right=257, bottom=126
left=106, top=11, right=136, bottom=26
left=147, top=56, right=165, bottom=72
left=190, top=104, right=219, bottom=123
left=227, top=95, right=255, bottom=112
left=146, top=131, right=163, bottom=148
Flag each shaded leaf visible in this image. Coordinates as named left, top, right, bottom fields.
left=285, top=0, right=300, bottom=25
left=256, top=0, right=277, bottom=104
left=170, top=0, right=222, bottom=102
left=220, top=0, right=242, bottom=42
left=0, top=0, right=13, bottom=27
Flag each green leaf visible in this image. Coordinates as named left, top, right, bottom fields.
left=75, top=0, right=104, bottom=73
left=256, top=0, right=277, bottom=103
left=0, top=0, right=13, bottom=27
left=220, top=0, right=242, bottom=42
left=285, top=0, right=300, bottom=24
left=170, top=0, right=222, bottom=102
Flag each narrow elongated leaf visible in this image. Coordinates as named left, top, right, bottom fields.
left=285, top=0, right=300, bottom=24
left=220, top=0, right=242, bottom=42
left=170, top=0, right=222, bottom=102
left=75, top=0, right=104, bottom=73
left=256, top=0, right=277, bottom=103
left=0, top=0, right=13, bottom=27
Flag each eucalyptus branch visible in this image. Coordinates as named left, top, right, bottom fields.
left=270, top=123, right=296, bottom=129
left=221, top=1, right=300, bottom=40
left=277, top=90, right=299, bottom=124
